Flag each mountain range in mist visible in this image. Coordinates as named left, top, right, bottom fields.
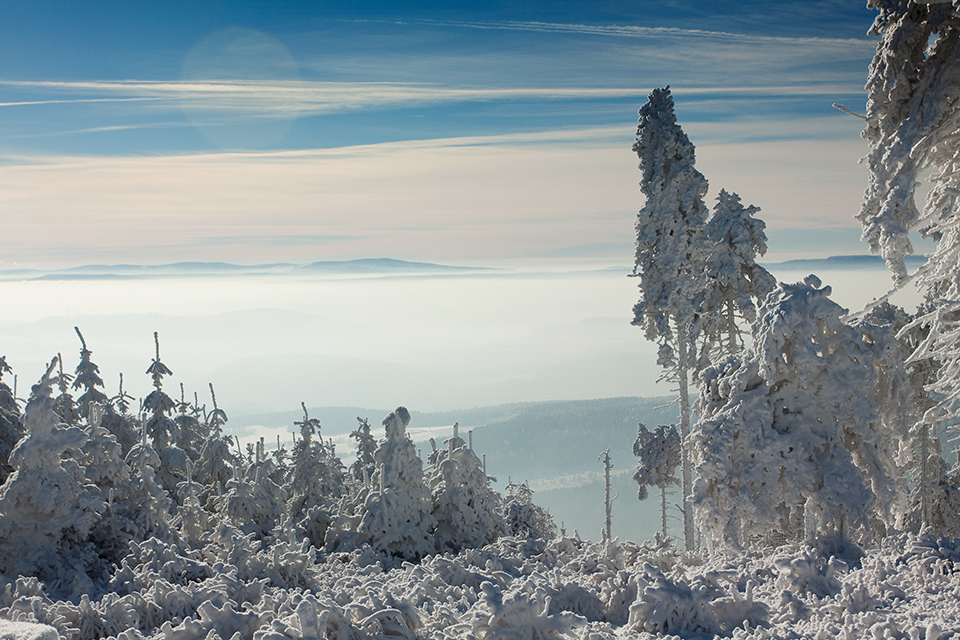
left=0, top=254, right=928, bottom=282
left=0, top=258, right=492, bottom=281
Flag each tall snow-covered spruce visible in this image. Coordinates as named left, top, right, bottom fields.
left=631, top=86, right=709, bottom=551
left=858, top=0, right=960, bottom=533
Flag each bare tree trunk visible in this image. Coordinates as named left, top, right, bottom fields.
left=676, top=321, right=695, bottom=552
left=600, top=450, right=614, bottom=543
left=921, top=423, right=930, bottom=528
left=660, top=485, right=668, bottom=538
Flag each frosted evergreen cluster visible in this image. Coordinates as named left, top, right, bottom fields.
left=0, top=330, right=538, bottom=614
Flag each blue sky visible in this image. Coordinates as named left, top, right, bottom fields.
left=0, top=0, right=882, bottom=268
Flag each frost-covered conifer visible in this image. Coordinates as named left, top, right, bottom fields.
left=0, top=356, right=23, bottom=485
left=329, top=407, right=436, bottom=559
left=102, top=373, right=139, bottom=457
left=174, top=460, right=217, bottom=547
left=285, top=404, right=345, bottom=547
left=215, top=439, right=286, bottom=539
left=701, top=190, right=776, bottom=359
left=692, top=276, right=908, bottom=552
left=143, top=333, right=190, bottom=499
left=429, top=423, right=504, bottom=552
left=174, top=385, right=208, bottom=459
left=632, top=86, right=709, bottom=551
left=502, top=480, right=555, bottom=540
left=122, top=421, right=174, bottom=540
left=195, top=385, right=238, bottom=503
left=0, top=358, right=105, bottom=583
left=143, top=332, right=178, bottom=450
left=859, top=0, right=960, bottom=284
left=78, top=403, right=130, bottom=498
left=633, top=423, right=681, bottom=539
left=350, top=416, right=378, bottom=483
left=857, top=1, right=960, bottom=534
left=78, top=402, right=139, bottom=564
left=71, top=327, right=109, bottom=419
left=52, top=353, right=80, bottom=427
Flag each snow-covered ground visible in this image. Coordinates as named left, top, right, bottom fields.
left=2, top=531, right=958, bottom=639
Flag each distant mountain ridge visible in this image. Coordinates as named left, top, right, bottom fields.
left=764, top=254, right=927, bottom=271
left=0, top=258, right=492, bottom=281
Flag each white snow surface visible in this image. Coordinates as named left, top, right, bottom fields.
left=0, top=619, right=58, bottom=640
left=0, top=531, right=958, bottom=639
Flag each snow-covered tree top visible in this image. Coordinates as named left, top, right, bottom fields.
left=383, top=406, right=411, bottom=440
left=146, top=331, right=172, bottom=389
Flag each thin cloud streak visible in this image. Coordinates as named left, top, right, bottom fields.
left=0, top=97, right=162, bottom=108
left=1, top=79, right=864, bottom=123
left=408, top=18, right=876, bottom=48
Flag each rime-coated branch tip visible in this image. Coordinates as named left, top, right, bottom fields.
left=833, top=102, right=867, bottom=120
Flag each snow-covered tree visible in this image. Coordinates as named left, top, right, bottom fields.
left=143, top=333, right=190, bottom=499
left=195, top=387, right=238, bottom=503
left=0, top=358, right=105, bottom=588
left=701, top=190, right=777, bottom=359
left=329, top=407, right=436, bottom=560
left=52, top=352, right=79, bottom=427
left=285, top=403, right=344, bottom=547
left=71, top=327, right=109, bottom=419
left=691, top=276, right=908, bottom=552
left=143, top=332, right=178, bottom=450
left=502, top=480, right=555, bottom=540
left=174, top=385, right=208, bottom=459
left=857, top=1, right=960, bottom=534
left=0, top=356, right=23, bottom=485
left=429, top=423, right=504, bottom=552
left=350, top=416, right=378, bottom=483
left=858, top=0, right=960, bottom=284
left=632, top=86, right=710, bottom=551
left=633, top=423, right=681, bottom=539
left=214, top=439, right=285, bottom=540
left=101, top=373, right=140, bottom=457
left=122, top=424, right=174, bottom=541
left=78, top=402, right=140, bottom=565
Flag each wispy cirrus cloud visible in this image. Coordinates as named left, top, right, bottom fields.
left=1, top=79, right=650, bottom=119
left=0, top=78, right=863, bottom=123
left=412, top=18, right=876, bottom=49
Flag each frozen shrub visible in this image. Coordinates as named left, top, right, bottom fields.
left=429, top=424, right=504, bottom=553
left=502, top=481, right=555, bottom=540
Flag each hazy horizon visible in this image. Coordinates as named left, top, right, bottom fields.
left=0, top=260, right=920, bottom=418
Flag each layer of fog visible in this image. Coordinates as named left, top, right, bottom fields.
left=0, top=265, right=916, bottom=416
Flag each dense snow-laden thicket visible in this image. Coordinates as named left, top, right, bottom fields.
left=2, top=529, right=960, bottom=639
left=691, top=276, right=911, bottom=553
left=0, top=332, right=540, bottom=614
